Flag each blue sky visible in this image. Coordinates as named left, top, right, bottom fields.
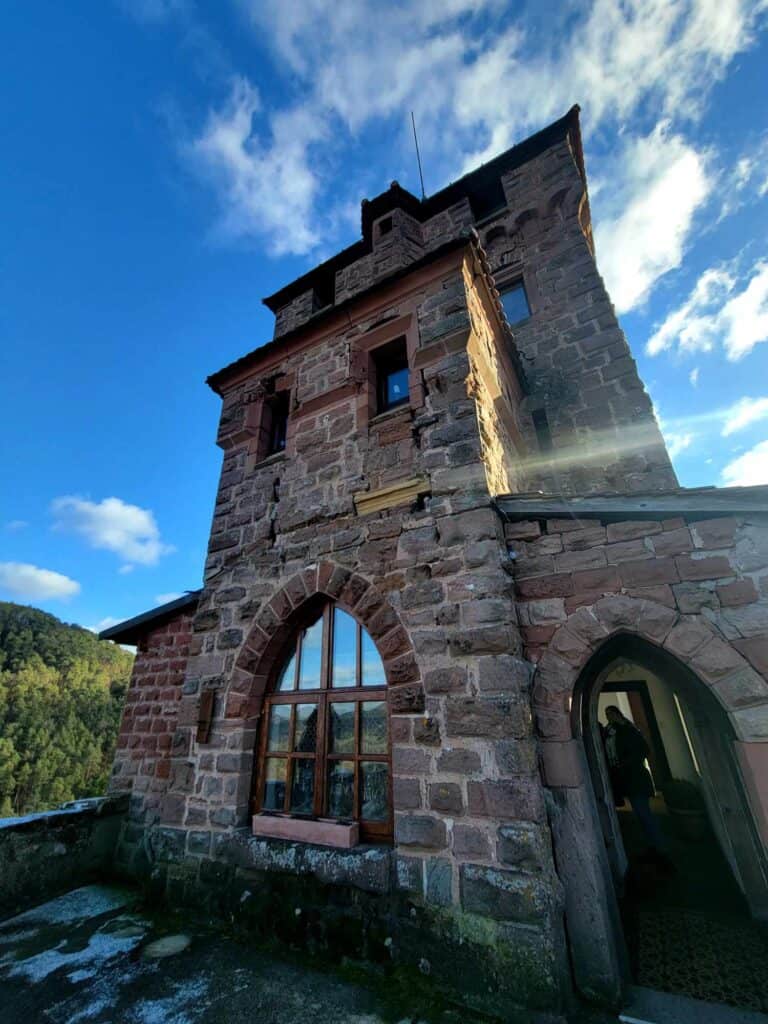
left=1, top=0, right=768, bottom=632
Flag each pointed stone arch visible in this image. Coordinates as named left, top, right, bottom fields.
left=226, top=561, right=423, bottom=726
left=534, top=594, right=768, bottom=1004
left=532, top=595, right=768, bottom=744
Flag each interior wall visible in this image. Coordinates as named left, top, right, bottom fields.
left=597, top=661, right=698, bottom=784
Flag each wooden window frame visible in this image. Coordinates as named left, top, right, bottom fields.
left=373, top=337, right=409, bottom=415
left=253, top=603, right=392, bottom=844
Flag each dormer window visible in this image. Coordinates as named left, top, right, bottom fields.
left=373, top=338, right=409, bottom=413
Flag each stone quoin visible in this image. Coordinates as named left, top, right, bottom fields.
left=101, top=107, right=768, bottom=1019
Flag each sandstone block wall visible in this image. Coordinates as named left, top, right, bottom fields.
left=508, top=514, right=768, bottom=726
left=109, top=611, right=195, bottom=827
left=110, top=247, right=573, bottom=1010
left=268, top=125, right=675, bottom=495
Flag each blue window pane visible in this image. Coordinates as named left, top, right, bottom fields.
left=361, top=630, right=386, bottom=687
left=332, top=609, right=357, bottom=688
left=298, top=616, right=323, bottom=690
left=501, top=283, right=531, bottom=324
left=386, top=367, right=409, bottom=407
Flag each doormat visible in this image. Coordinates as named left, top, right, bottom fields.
left=627, top=906, right=768, bottom=1013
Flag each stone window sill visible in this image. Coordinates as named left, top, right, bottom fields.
left=252, top=814, right=359, bottom=849
left=251, top=450, right=286, bottom=472
left=369, top=405, right=411, bottom=428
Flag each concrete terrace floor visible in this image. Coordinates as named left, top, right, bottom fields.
left=3, top=884, right=767, bottom=1024
left=0, top=883, right=506, bottom=1024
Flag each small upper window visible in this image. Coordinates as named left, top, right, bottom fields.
left=468, top=177, right=507, bottom=221
left=374, top=338, right=409, bottom=414
left=266, top=391, right=289, bottom=455
left=500, top=281, right=531, bottom=325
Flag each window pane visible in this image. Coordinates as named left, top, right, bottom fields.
left=361, top=630, right=386, bottom=687
left=290, top=758, right=314, bottom=815
left=267, top=704, right=291, bottom=751
left=262, top=759, right=287, bottom=811
left=276, top=649, right=296, bottom=692
left=294, top=703, right=318, bottom=752
left=361, top=763, right=388, bottom=822
left=328, top=702, right=356, bottom=754
left=327, top=760, right=354, bottom=819
left=332, top=609, right=357, bottom=688
left=361, top=701, right=387, bottom=754
left=298, top=616, right=323, bottom=690
left=386, top=366, right=409, bottom=407
left=500, top=282, right=531, bottom=325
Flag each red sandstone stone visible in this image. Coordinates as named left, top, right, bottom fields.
left=675, top=554, right=733, bottom=581
left=692, top=517, right=738, bottom=549
left=716, top=578, right=759, bottom=607
left=619, top=557, right=679, bottom=587
left=733, top=638, right=768, bottom=678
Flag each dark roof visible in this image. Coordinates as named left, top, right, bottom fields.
left=99, top=591, right=200, bottom=645
left=494, top=485, right=768, bottom=522
left=214, top=232, right=532, bottom=395
left=263, top=106, right=583, bottom=313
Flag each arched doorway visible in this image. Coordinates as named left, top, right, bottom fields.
left=573, top=633, right=768, bottom=1011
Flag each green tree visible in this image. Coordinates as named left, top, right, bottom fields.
left=0, top=603, right=133, bottom=816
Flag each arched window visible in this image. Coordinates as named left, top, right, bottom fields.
left=254, top=603, right=390, bottom=842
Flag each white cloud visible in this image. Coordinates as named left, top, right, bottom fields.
left=4, top=520, right=28, bottom=532
left=155, top=592, right=184, bottom=605
left=191, top=77, right=328, bottom=257
left=721, top=396, right=768, bottom=436
left=720, top=132, right=768, bottom=219
left=87, top=616, right=122, bottom=634
left=594, top=124, right=712, bottom=313
left=721, top=439, right=768, bottom=486
left=0, top=562, right=80, bottom=601
left=188, top=0, right=765, bottom=266
left=665, top=432, right=695, bottom=459
left=689, top=367, right=700, bottom=387
left=647, top=258, right=768, bottom=360
left=118, top=564, right=135, bottom=575
left=51, top=496, right=174, bottom=567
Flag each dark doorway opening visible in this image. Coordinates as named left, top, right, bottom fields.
left=574, top=634, right=768, bottom=1013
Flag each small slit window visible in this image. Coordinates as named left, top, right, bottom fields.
left=373, top=338, right=409, bottom=414
left=500, top=281, right=531, bottom=325
left=266, top=391, right=289, bottom=456
left=255, top=603, right=390, bottom=842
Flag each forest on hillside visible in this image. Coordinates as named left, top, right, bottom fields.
left=0, top=602, right=133, bottom=817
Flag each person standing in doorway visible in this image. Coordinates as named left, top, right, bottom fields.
left=604, top=705, right=674, bottom=871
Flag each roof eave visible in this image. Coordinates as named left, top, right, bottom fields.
left=207, top=235, right=472, bottom=395
left=99, top=591, right=201, bottom=645
left=494, top=485, right=768, bottom=522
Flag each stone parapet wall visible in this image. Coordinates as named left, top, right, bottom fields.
left=124, top=823, right=567, bottom=1019
left=0, top=795, right=127, bottom=917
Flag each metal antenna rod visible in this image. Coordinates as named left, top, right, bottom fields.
left=411, top=111, right=426, bottom=200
